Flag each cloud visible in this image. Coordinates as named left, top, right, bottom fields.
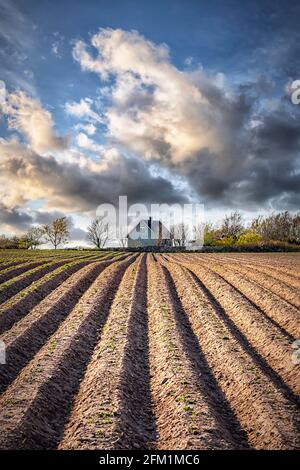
left=75, top=132, right=104, bottom=153
left=0, top=203, right=33, bottom=232
left=0, top=132, right=186, bottom=233
left=51, top=43, right=59, bottom=57
left=73, top=29, right=219, bottom=162
left=0, top=86, right=184, bottom=224
left=74, top=122, right=96, bottom=135
left=0, top=0, right=32, bottom=51
left=1, top=89, right=68, bottom=154
left=51, top=31, right=64, bottom=58
left=65, top=97, right=103, bottom=124
left=0, top=203, right=87, bottom=242
left=0, top=79, right=6, bottom=104
left=67, top=221, right=87, bottom=242
left=1, top=25, right=299, bottom=237
left=73, top=28, right=300, bottom=210
left=0, top=0, right=36, bottom=95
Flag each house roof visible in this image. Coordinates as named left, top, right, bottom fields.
left=127, top=219, right=170, bottom=239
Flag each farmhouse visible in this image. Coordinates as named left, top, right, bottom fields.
left=127, top=217, right=172, bottom=248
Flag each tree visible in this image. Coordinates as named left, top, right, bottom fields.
left=290, top=213, right=300, bottom=244
left=215, top=236, right=236, bottom=246
left=26, top=226, right=44, bottom=249
left=252, top=211, right=291, bottom=242
left=220, top=211, right=244, bottom=239
left=118, top=237, right=127, bottom=248
left=194, top=222, right=219, bottom=246
left=251, top=211, right=300, bottom=244
left=0, top=235, right=24, bottom=249
left=87, top=216, right=109, bottom=249
left=18, top=235, right=30, bottom=250
left=171, top=223, right=190, bottom=247
left=43, top=217, right=69, bottom=249
left=0, top=235, right=14, bottom=249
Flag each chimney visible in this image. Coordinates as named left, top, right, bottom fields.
left=148, top=216, right=152, bottom=239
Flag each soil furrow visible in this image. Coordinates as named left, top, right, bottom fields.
left=60, top=255, right=156, bottom=450
left=0, top=259, right=49, bottom=272
left=181, top=255, right=300, bottom=340
left=0, top=260, right=75, bottom=305
left=0, top=260, right=55, bottom=284
left=161, top=264, right=250, bottom=448
left=204, top=263, right=299, bottom=340
left=0, top=251, right=298, bottom=450
left=112, top=254, right=157, bottom=449
left=0, top=261, right=112, bottom=394
left=202, top=254, right=300, bottom=287
left=160, top=257, right=300, bottom=449
left=0, top=252, right=123, bottom=335
left=216, top=255, right=300, bottom=279
left=147, top=255, right=246, bottom=449
left=167, top=254, right=300, bottom=334
left=212, top=258, right=300, bottom=310
left=0, top=260, right=93, bottom=335
left=0, top=255, right=118, bottom=315
left=0, top=255, right=136, bottom=450
left=182, top=262, right=300, bottom=402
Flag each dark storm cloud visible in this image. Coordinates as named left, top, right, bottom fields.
left=35, top=152, right=186, bottom=208
left=0, top=205, right=88, bottom=242
left=68, top=225, right=87, bottom=242
left=173, top=80, right=300, bottom=210
left=253, top=109, right=300, bottom=153
left=0, top=204, right=32, bottom=231
left=0, top=141, right=186, bottom=214
left=33, top=209, right=67, bottom=225
left=32, top=210, right=87, bottom=240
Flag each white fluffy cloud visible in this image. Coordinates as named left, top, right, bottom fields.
left=76, top=132, right=104, bottom=153
left=65, top=97, right=103, bottom=124
left=1, top=90, right=67, bottom=154
left=73, top=28, right=223, bottom=163
left=74, top=122, right=97, bottom=135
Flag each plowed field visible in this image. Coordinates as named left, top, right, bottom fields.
left=0, top=250, right=299, bottom=450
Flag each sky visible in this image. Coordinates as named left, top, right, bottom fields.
left=0, top=0, right=300, bottom=244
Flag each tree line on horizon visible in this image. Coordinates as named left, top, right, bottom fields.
left=202, top=211, right=300, bottom=247
left=0, top=211, right=299, bottom=249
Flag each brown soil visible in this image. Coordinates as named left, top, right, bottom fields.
left=0, top=255, right=136, bottom=449
left=158, top=256, right=299, bottom=449
left=0, top=252, right=299, bottom=450
left=60, top=254, right=156, bottom=450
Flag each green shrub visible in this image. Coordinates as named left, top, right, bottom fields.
left=236, top=230, right=263, bottom=246
left=215, top=236, right=236, bottom=246
left=203, top=230, right=217, bottom=246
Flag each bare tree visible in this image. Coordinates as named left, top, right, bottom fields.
left=169, top=224, right=175, bottom=246
left=87, top=216, right=109, bottom=249
left=43, top=217, right=69, bottom=249
left=193, top=222, right=215, bottom=246
left=290, top=213, right=300, bottom=244
left=193, top=223, right=202, bottom=241
left=118, top=237, right=127, bottom=248
left=26, top=226, right=44, bottom=249
left=171, top=223, right=190, bottom=247
left=221, top=211, right=244, bottom=238
left=252, top=211, right=300, bottom=243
